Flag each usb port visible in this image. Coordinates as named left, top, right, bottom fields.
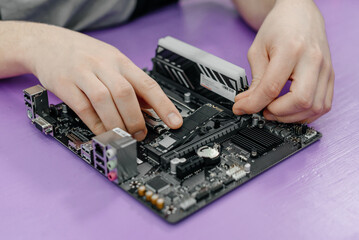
left=95, top=156, right=104, bottom=166
left=83, top=154, right=92, bottom=165
left=96, top=165, right=105, bottom=175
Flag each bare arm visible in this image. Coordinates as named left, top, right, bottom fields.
left=232, top=0, right=275, bottom=30
left=0, top=21, right=183, bottom=139
left=0, top=22, right=33, bottom=78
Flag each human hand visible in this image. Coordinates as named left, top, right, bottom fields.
left=233, top=0, right=334, bottom=123
left=24, top=23, right=183, bottom=140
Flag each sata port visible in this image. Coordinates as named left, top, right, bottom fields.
left=96, top=165, right=105, bottom=175
left=95, top=156, right=104, bottom=166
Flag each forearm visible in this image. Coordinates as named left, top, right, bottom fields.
left=232, top=0, right=276, bottom=30
left=0, top=21, right=35, bottom=78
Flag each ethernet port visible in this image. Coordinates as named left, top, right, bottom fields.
left=95, top=143, right=104, bottom=157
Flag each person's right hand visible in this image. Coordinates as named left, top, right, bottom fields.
left=24, top=23, right=183, bottom=140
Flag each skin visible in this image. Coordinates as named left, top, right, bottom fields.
left=0, top=0, right=333, bottom=141
left=0, top=21, right=183, bottom=140
left=232, top=0, right=334, bottom=123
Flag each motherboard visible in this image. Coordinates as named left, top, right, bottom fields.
left=23, top=36, right=321, bottom=223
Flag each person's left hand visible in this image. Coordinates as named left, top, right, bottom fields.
left=233, top=0, right=334, bottom=123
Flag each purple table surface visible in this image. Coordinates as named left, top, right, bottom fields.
left=1, top=0, right=359, bottom=239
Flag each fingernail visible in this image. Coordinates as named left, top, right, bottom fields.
left=167, top=112, right=182, bottom=127
left=234, top=108, right=246, bottom=115
left=133, top=130, right=146, bottom=141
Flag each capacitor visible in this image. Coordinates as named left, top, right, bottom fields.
left=252, top=116, right=259, bottom=127
left=251, top=148, right=258, bottom=158
left=145, top=191, right=153, bottom=201
left=138, top=185, right=146, bottom=197
left=258, top=120, right=265, bottom=129
left=244, top=163, right=251, bottom=173
left=170, top=158, right=186, bottom=175
left=156, top=198, right=165, bottom=210
left=184, top=92, right=191, bottom=103
left=151, top=194, right=159, bottom=205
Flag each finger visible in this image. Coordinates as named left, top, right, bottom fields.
left=54, top=83, right=106, bottom=135
left=75, top=73, right=126, bottom=132
left=324, top=68, right=334, bottom=113
left=305, top=70, right=334, bottom=123
left=266, top=53, right=324, bottom=117
left=264, top=108, right=317, bottom=123
left=233, top=49, right=296, bottom=115
left=120, top=60, right=183, bottom=129
left=264, top=65, right=330, bottom=123
left=96, top=70, right=147, bottom=141
left=234, top=44, right=269, bottom=102
left=137, top=96, right=152, bottom=109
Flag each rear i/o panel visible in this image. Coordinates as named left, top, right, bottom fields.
left=23, top=36, right=321, bottom=223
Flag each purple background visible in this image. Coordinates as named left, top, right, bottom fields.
left=1, top=0, right=359, bottom=239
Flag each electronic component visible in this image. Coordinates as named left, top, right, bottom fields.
left=142, top=108, right=170, bottom=134
left=196, top=143, right=221, bottom=166
left=151, top=194, right=159, bottom=205
left=154, top=36, right=248, bottom=101
left=232, top=170, right=246, bottom=181
left=81, top=141, right=93, bottom=165
left=33, top=116, right=53, bottom=135
left=230, top=126, right=283, bottom=156
left=156, top=198, right=165, bottom=210
left=184, top=92, right=191, bottom=103
left=226, top=166, right=241, bottom=177
left=23, top=85, right=49, bottom=120
left=148, top=104, right=222, bottom=154
left=195, top=189, right=210, bottom=201
left=170, top=157, right=186, bottom=174
left=146, top=176, right=170, bottom=193
left=145, top=191, right=153, bottom=201
left=23, top=36, right=321, bottom=224
left=238, top=127, right=283, bottom=151
left=210, top=182, right=224, bottom=193
left=244, top=163, right=251, bottom=173
left=176, top=156, right=204, bottom=179
left=180, top=198, right=196, bottom=211
left=92, top=128, right=138, bottom=183
left=223, top=177, right=235, bottom=186
left=138, top=185, right=146, bottom=197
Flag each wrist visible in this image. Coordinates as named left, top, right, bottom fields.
left=16, top=22, right=45, bottom=76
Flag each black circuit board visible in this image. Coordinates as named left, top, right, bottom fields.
left=23, top=78, right=321, bottom=224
